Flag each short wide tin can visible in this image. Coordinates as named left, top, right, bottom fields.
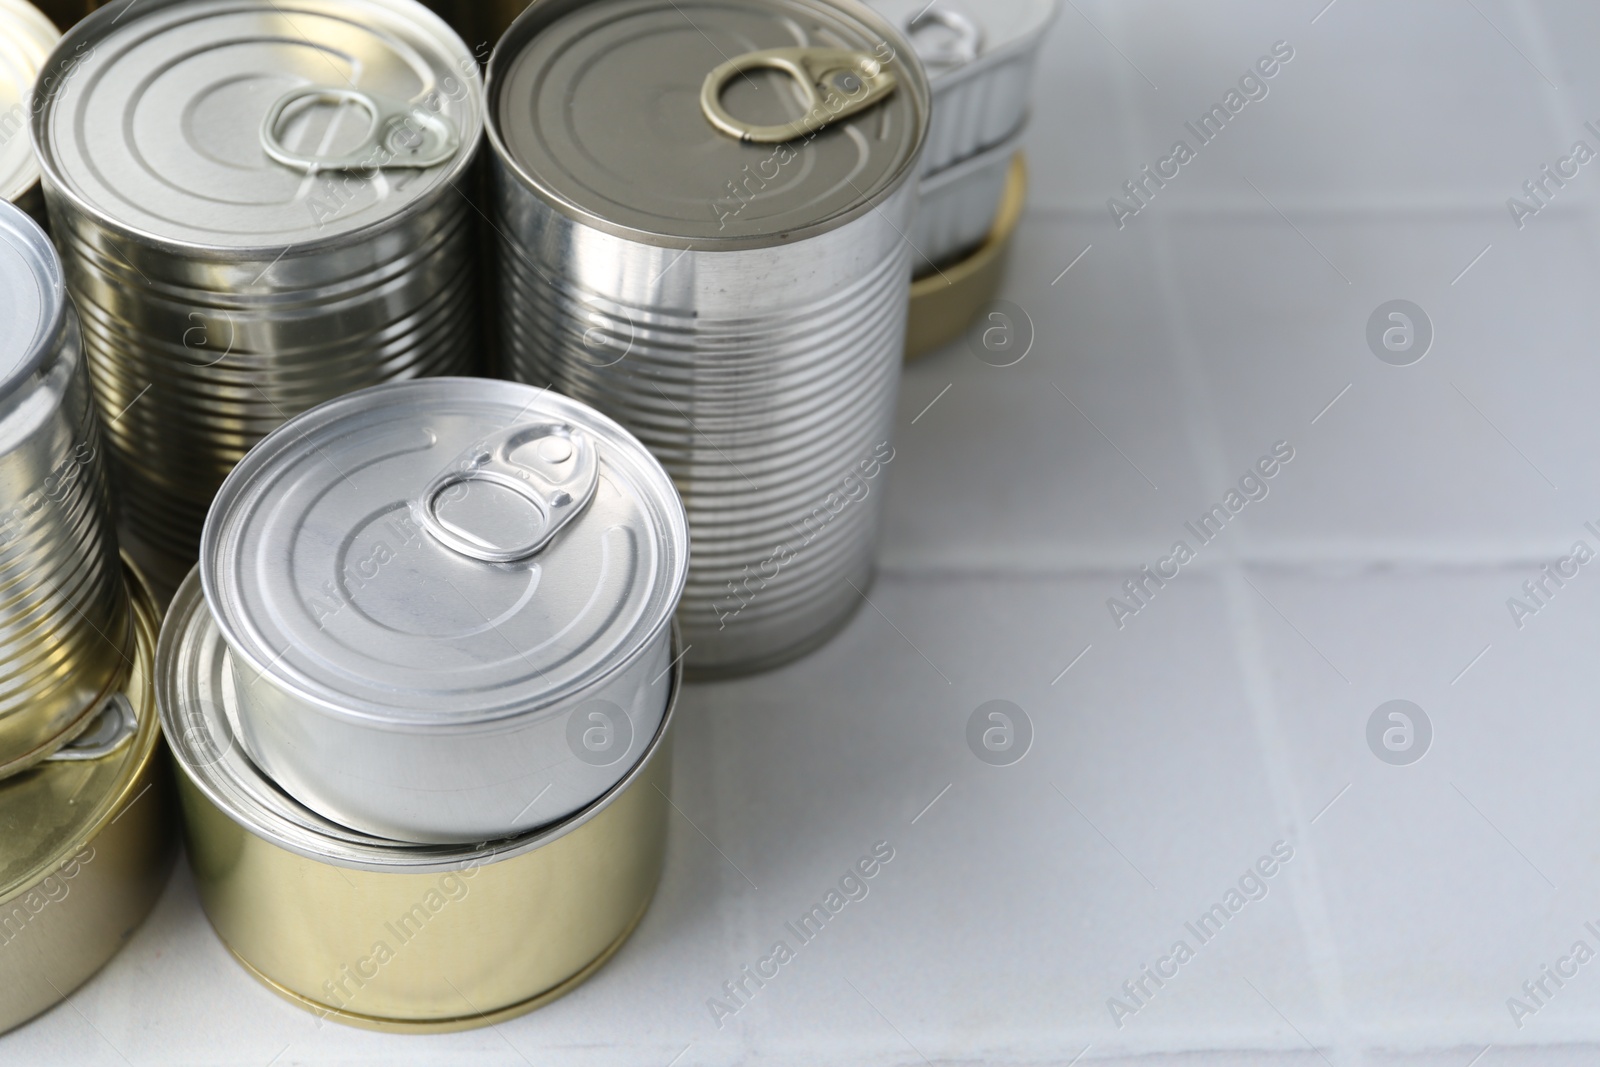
left=201, top=377, right=689, bottom=843
left=32, top=0, right=486, bottom=595
left=0, top=200, right=130, bottom=777
left=488, top=0, right=930, bottom=677
left=0, top=561, right=176, bottom=1034
left=159, top=571, right=676, bottom=1032
left=0, top=0, right=58, bottom=225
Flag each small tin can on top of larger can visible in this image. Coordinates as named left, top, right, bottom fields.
left=31, top=0, right=487, bottom=596
left=0, top=0, right=60, bottom=225
left=200, top=377, right=689, bottom=844
left=0, top=201, right=129, bottom=778
left=488, top=0, right=929, bottom=677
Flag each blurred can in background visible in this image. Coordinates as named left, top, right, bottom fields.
left=31, top=0, right=485, bottom=599
left=0, top=0, right=59, bottom=226
left=0, top=201, right=129, bottom=777
left=488, top=0, right=929, bottom=676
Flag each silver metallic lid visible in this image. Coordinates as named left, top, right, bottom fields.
left=0, top=0, right=58, bottom=203
left=200, top=377, right=689, bottom=727
left=867, top=0, right=1059, bottom=79
left=489, top=0, right=929, bottom=247
left=0, top=200, right=63, bottom=395
left=33, top=0, right=483, bottom=250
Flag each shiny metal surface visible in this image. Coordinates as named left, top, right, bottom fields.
left=32, top=0, right=484, bottom=584
left=0, top=203, right=130, bottom=777
left=0, top=0, right=58, bottom=224
left=490, top=0, right=928, bottom=676
left=160, top=580, right=676, bottom=1031
left=911, top=124, right=1026, bottom=267
left=869, top=0, right=1056, bottom=173
left=199, top=378, right=688, bottom=843
left=0, top=563, right=176, bottom=1035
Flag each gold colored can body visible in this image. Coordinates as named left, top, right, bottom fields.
left=159, top=571, right=675, bottom=1033
left=905, top=152, right=1027, bottom=359
left=0, top=561, right=176, bottom=1034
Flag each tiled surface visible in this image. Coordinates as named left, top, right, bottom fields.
left=12, top=0, right=1600, bottom=1063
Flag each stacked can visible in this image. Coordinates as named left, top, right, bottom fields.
left=0, top=0, right=58, bottom=226
left=0, top=199, right=175, bottom=1033
left=869, top=0, right=1056, bottom=354
left=31, top=0, right=486, bottom=599
left=488, top=0, right=931, bottom=677
left=157, top=377, right=690, bottom=1029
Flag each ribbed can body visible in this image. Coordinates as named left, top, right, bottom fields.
left=0, top=302, right=130, bottom=776
left=46, top=186, right=480, bottom=580
left=493, top=169, right=915, bottom=676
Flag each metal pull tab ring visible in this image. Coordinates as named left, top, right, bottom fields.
left=906, top=9, right=985, bottom=70
left=260, top=87, right=459, bottom=174
left=700, top=47, right=897, bottom=144
left=47, top=694, right=137, bottom=762
left=416, top=424, right=600, bottom=564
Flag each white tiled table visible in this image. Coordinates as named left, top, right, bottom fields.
left=14, top=1, right=1600, bottom=1062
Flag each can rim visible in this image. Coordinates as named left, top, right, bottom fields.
left=197, top=377, right=690, bottom=727
left=161, top=568, right=685, bottom=873
left=905, top=0, right=1059, bottom=92
left=0, top=0, right=59, bottom=203
left=484, top=0, right=931, bottom=252
left=0, top=557, right=161, bottom=907
left=0, top=202, right=67, bottom=402
left=918, top=116, right=1029, bottom=194
left=30, top=0, right=486, bottom=262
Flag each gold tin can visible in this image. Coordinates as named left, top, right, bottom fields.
left=157, top=569, right=677, bottom=1033
left=905, top=152, right=1027, bottom=359
left=0, top=560, right=176, bottom=1035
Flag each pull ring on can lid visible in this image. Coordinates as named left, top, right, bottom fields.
left=415, top=422, right=600, bottom=563
left=905, top=8, right=985, bottom=69
left=260, top=86, right=461, bottom=174
left=699, top=46, right=897, bottom=144
left=44, top=694, right=138, bottom=762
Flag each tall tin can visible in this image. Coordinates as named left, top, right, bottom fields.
left=158, top=569, right=677, bottom=1032
left=0, top=0, right=59, bottom=226
left=200, top=377, right=689, bottom=843
left=0, top=201, right=129, bottom=777
left=31, top=0, right=486, bottom=600
left=1, top=561, right=176, bottom=1034
left=488, top=0, right=929, bottom=677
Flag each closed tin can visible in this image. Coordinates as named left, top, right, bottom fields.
left=158, top=569, right=676, bottom=1032
left=200, top=377, right=688, bottom=843
left=0, top=561, right=176, bottom=1034
left=0, top=0, right=59, bottom=225
left=869, top=0, right=1056, bottom=173
left=0, top=201, right=130, bottom=777
left=489, top=0, right=929, bottom=677
left=912, top=127, right=1026, bottom=269
left=32, top=0, right=485, bottom=597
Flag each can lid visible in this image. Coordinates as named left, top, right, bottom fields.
left=866, top=0, right=1058, bottom=78
left=489, top=0, right=928, bottom=246
left=33, top=0, right=483, bottom=251
left=0, top=201, right=64, bottom=397
left=0, top=0, right=57, bottom=203
left=0, top=564, right=157, bottom=907
left=200, top=378, right=689, bottom=726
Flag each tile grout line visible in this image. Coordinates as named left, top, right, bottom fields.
left=1139, top=113, right=1357, bottom=1063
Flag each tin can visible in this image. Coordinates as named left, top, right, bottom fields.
left=32, top=0, right=486, bottom=596
left=199, top=377, right=688, bottom=843
left=906, top=153, right=1026, bottom=359
left=0, top=561, right=176, bottom=1035
left=159, top=569, right=676, bottom=1032
left=0, top=0, right=59, bottom=226
left=868, top=0, right=1055, bottom=173
left=0, top=201, right=130, bottom=778
left=489, top=0, right=929, bottom=677
left=912, top=124, right=1026, bottom=269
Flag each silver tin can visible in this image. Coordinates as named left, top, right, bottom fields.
left=869, top=0, right=1056, bottom=173
left=0, top=0, right=60, bottom=225
left=158, top=568, right=677, bottom=1030
left=199, top=377, right=689, bottom=843
left=31, top=0, right=486, bottom=595
left=488, top=0, right=929, bottom=677
left=0, top=201, right=130, bottom=778
left=912, top=124, right=1026, bottom=269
